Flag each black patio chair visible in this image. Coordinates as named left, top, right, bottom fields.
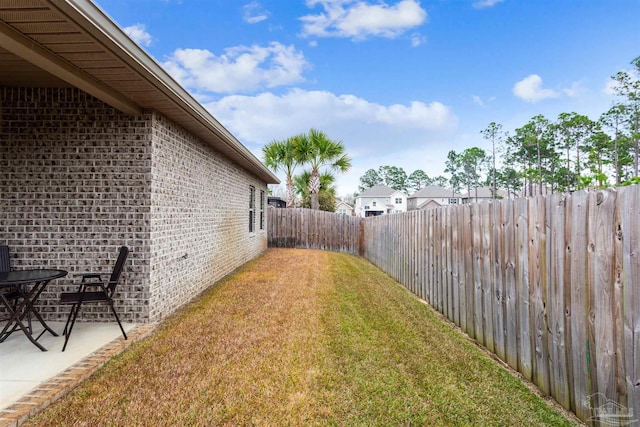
left=0, top=245, right=33, bottom=337
left=60, top=246, right=129, bottom=352
left=0, top=245, right=9, bottom=273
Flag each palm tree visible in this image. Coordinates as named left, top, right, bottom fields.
left=294, top=171, right=337, bottom=211
left=262, top=136, right=302, bottom=208
left=293, top=129, right=351, bottom=210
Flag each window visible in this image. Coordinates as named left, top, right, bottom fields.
left=259, top=190, right=265, bottom=230
left=372, top=201, right=377, bottom=206
left=449, top=198, right=458, bottom=204
left=395, top=198, right=402, bottom=204
left=249, top=186, right=255, bottom=232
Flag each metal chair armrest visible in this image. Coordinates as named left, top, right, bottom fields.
left=74, top=273, right=105, bottom=280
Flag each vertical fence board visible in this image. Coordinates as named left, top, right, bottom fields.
left=434, top=208, right=442, bottom=313
left=547, top=193, right=570, bottom=409
left=492, top=201, right=505, bottom=361
left=591, top=189, right=618, bottom=410
left=481, top=202, right=494, bottom=353
left=455, top=206, right=465, bottom=331
left=530, top=195, right=550, bottom=394
left=516, top=198, right=532, bottom=380
left=568, top=191, right=592, bottom=421
left=409, top=213, right=414, bottom=292
left=620, top=186, right=640, bottom=422
left=444, top=207, right=452, bottom=320
left=471, top=203, right=484, bottom=345
left=427, top=209, right=434, bottom=305
left=420, top=210, right=427, bottom=301
left=503, top=198, right=518, bottom=370
left=451, top=206, right=460, bottom=327
left=463, top=205, right=475, bottom=339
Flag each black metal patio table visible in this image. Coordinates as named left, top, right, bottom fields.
left=0, top=269, right=68, bottom=351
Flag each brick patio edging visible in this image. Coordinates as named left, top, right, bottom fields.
left=0, top=323, right=158, bottom=427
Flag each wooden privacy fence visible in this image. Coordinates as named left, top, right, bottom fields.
left=267, top=207, right=362, bottom=254
left=267, top=187, right=640, bottom=425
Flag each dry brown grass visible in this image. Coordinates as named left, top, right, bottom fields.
left=26, top=249, right=577, bottom=426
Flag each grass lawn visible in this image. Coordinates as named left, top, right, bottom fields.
left=27, top=249, right=578, bottom=426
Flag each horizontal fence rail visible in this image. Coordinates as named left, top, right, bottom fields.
left=267, top=187, right=640, bottom=425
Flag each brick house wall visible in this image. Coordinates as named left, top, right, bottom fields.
left=148, top=112, right=268, bottom=321
left=0, top=87, right=268, bottom=323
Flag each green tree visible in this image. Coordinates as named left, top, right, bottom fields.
left=583, top=130, right=612, bottom=188
left=407, top=169, right=432, bottom=193
left=431, top=175, right=449, bottom=188
left=600, top=104, right=634, bottom=184
left=508, top=116, right=557, bottom=195
left=445, top=148, right=488, bottom=201
left=480, top=122, right=505, bottom=199
left=444, top=150, right=464, bottom=196
left=294, top=170, right=337, bottom=211
left=610, top=56, right=640, bottom=176
left=554, top=112, right=596, bottom=190
left=379, top=166, right=409, bottom=192
left=496, top=166, right=521, bottom=199
left=294, top=129, right=351, bottom=210
left=358, top=168, right=382, bottom=192
left=262, top=136, right=302, bottom=208
left=358, top=165, right=409, bottom=193
left=460, top=147, right=489, bottom=201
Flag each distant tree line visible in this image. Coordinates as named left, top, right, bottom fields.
left=358, top=165, right=449, bottom=194
left=358, top=55, right=640, bottom=199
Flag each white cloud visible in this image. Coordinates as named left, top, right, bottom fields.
left=300, top=0, right=428, bottom=41
left=242, top=1, right=270, bottom=24
left=563, top=81, right=586, bottom=98
left=204, top=88, right=457, bottom=195
left=473, top=0, right=504, bottom=9
left=512, top=74, right=559, bottom=103
left=123, top=23, right=152, bottom=47
left=410, top=32, right=426, bottom=47
left=206, top=89, right=456, bottom=144
left=162, top=42, right=309, bottom=94
left=472, top=95, right=485, bottom=106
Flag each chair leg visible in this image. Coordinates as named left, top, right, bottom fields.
left=108, top=301, right=127, bottom=340
left=62, top=303, right=81, bottom=352
left=62, top=303, right=76, bottom=336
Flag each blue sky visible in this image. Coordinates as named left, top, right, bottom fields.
left=95, top=0, right=639, bottom=197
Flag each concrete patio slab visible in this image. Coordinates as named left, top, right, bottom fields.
left=0, top=321, right=156, bottom=427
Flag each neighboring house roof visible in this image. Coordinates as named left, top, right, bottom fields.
left=418, top=199, right=442, bottom=209
left=335, top=201, right=353, bottom=209
left=409, top=185, right=463, bottom=199
left=362, top=198, right=388, bottom=210
left=0, top=0, right=279, bottom=185
left=358, top=184, right=404, bottom=198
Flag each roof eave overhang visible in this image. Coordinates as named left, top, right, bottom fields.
left=56, top=0, right=279, bottom=184
left=1, top=0, right=279, bottom=185
left=0, top=19, right=142, bottom=116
